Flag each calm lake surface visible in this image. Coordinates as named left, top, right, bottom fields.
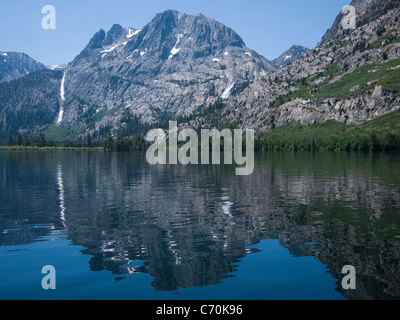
left=0, top=150, right=400, bottom=300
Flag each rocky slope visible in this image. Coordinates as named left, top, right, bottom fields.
left=0, top=52, right=46, bottom=82
left=214, top=0, right=400, bottom=132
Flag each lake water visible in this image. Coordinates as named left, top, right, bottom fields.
left=0, top=150, right=399, bottom=300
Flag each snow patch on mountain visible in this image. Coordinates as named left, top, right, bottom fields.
left=169, top=34, right=183, bottom=59
left=221, top=83, right=235, bottom=99
left=127, top=28, right=141, bottom=38
left=101, top=44, right=120, bottom=54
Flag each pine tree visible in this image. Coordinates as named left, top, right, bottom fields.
left=369, top=132, right=380, bottom=151
left=7, top=134, right=15, bottom=146
left=16, top=132, right=23, bottom=146
left=86, top=132, right=92, bottom=148
left=104, top=130, right=114, bottom=151
left=39, top=133, right=46, bottom=147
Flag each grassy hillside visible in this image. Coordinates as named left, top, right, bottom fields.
left=273, top=58, right=400, bottom=108
left=256, top=109, right=400, bottom=152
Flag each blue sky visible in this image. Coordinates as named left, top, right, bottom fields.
left=0, top=0, right=351, bottom=66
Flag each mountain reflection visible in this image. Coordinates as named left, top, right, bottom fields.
left=0, top=151, right=400, bottom=299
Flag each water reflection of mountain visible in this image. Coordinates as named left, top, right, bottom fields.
left=1, top=151, right=400, bottom=299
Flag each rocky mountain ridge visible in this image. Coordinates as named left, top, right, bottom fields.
left=56, top=10, right=275, bottom=140
left=0, top=52, right=46, bottom=82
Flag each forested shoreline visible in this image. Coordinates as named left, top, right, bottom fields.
left=2, top=109, right=400, bottom=153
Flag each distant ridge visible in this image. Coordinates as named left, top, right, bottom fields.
left=0, top=51, right=46, bottom=82
left=271, top=45, right=309, bottom=69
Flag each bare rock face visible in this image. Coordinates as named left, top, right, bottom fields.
left=320, top=0, right=398, bottom=44
left=371, top=85, right=386, bottom=99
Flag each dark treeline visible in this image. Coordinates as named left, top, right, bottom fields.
left=254, top=131, right=400, bottom=152
left=4, top=132, right=100, bottom=149
left=4, top=130, right=150, bottom=151
left=103, top=131, right=150, bottom=151
left=6, top=132, right=55, bottom=147
left=4, top=130, right=400, bottom=153
left=5, top=128, right=400, bottom=153
left=254, top=117, right=400, bottom=152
